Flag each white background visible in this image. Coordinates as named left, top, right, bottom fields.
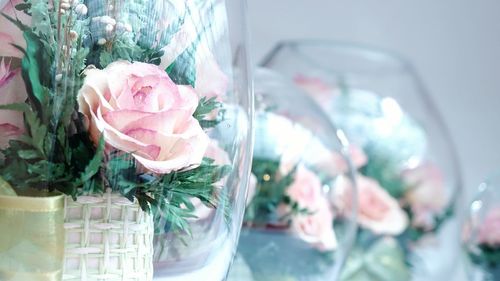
left=247, top=1, right=500, bottom=280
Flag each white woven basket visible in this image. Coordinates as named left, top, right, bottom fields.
left=63, top=189, right=154, bottom=281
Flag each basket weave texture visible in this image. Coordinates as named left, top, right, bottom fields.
left=63, top=189, right=153, bottom=281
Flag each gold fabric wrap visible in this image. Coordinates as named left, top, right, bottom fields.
left=0, top=190, right=65, bottom=281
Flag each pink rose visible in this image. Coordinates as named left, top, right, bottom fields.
left=0, top=1, right=29, bottom=150
left=0, top=59, right=26, bottom=149
left=78, top=61, right=209, bottom=174
left=403, top=164, right=447, bottom=230
left=478, top=208, right=500, bottom=247
left=0, top=0, right=30, bottom=58
left=334, top=174, right=409, bottom=236
left=285, top=165, right=337, bottom=251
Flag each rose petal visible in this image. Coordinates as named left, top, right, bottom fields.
left=334, top=175, right=409, bottom=236
left=103, top=110, right=153, bottom=131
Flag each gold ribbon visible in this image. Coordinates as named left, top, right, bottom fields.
left=0, top=190, right=65, bottom=281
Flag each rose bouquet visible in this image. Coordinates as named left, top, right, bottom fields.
left=294, top=75, right=456, bottom=281
left=232, top=69, right=358, bottom=281
left=0, top=0, right=252, bottom=280
left=260, top=41, right=461, bottom=280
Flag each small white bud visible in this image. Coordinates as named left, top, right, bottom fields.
left=75, top=4, right=87, bottom=16
left=105, top=24, right=114, bottom=33
left=108, top=4, right=114, bottom=10
left=100, top=16, right=116, bottom=26
left=97, top=38, right=107, bottom=45
left=123, top=23, right=132, bottom=32
left=55, top=74, right=63, bottom=82
left=61, top=2, right=71, bottom=9
left=59, top=8, right=66, bottom=14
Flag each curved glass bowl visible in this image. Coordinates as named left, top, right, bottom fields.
left=463, top=174, right=500, bottom=281
left=229, top=68, right=358, bottom=281
left=0, top=0, right=253, bottom=280
left=262, top=41, right=463, bottom=280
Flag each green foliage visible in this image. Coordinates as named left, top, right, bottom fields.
left=166, top=43, right=197, bottom=87
left=0, top=0, right=231, bottom=238
left=469, top=245, right=500, bottom=269
left=402, top=204, right=454, bottom=242
left=2, top=13, right=48, bottom=114
left=0, top=176, right=17, bottom=196
left=360, top=147, right=406, bottom=199
left=193, top=97, right=225, bottom=129
left=0, top=103, right=101, bottom=198
left=15, top=2, right=31, bottom=14
left=96, top=39, right=165, bottom=68
left=342, top=234, right=411, bottom=281
left=165, top=5, right=215, bottom=88
left=106, top=156, right=231, bottom=235
left=245, top=158, right=309, bottom=225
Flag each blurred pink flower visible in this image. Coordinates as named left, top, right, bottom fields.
left=0, top=59, right=26, bottom=149
left=294, top=74, right=338, bottom=107
left=403, top=164, right=447, bottom=230
left=194, top=50, right=228, bottom=99
left=478, top=208, right=500, bottom=247
left=334, top=174, right=409, bottom=236
left=285, top=165, right=337, bottom=251
left=204, top=140, right=231, bottom=166
left=0, top=1, right=30, bottom=150
left=321, top=145, right=368, bottom=174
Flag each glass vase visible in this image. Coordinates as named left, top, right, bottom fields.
left=228, top=68, right=359, bottom=281
left=463, top=174, right=500, bottom=281
left=262, top=41, right=462, bottom=280
left=0, top=0, right=253, bottom=280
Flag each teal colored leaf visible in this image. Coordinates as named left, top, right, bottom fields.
left=0, top=176, right=17, bottom=196
left=0, top=103, right=31, bottom=112
left=78, top=137, right=105, bottom=183
left=2, top=13, right=50, bottom=112
left=17, top=149, right=41, bottom=160
left=341, top=237, right=411, bottom=281
left=15, top=3, right=31, bottom=13
left=166, top=44, right=197, bottom=87
left=1, top=12, right=29, bottom=32
left=21, top=29, right=48, bottom=107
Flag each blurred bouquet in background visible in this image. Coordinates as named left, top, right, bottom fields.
left=261, top=41, right=462, bottom=281
left=235, top=69, right=359, bottom=281
left=463, top=175, right=500, bottom=281
left=296, top=74, right=454, bottom=281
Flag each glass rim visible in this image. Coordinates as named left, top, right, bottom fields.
left=260, top=39, right=465, bottom=219
left=261, top=39, right=417, bottom=75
